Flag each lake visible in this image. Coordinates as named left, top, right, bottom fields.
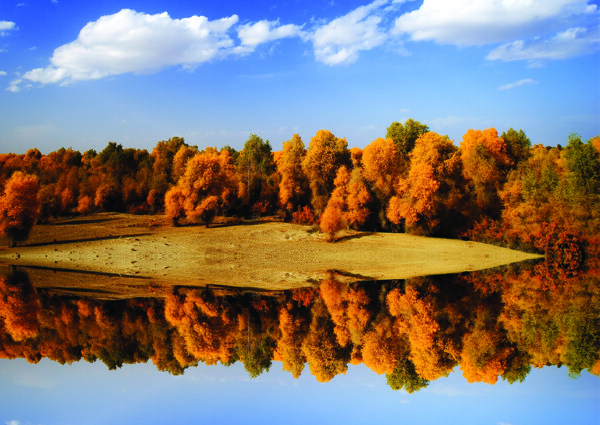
left=0, top=256, right=598, bottom=424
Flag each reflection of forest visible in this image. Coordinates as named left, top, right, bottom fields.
left=1, top=257, right=598, bottom=392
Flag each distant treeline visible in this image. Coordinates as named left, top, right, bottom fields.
left=0, top=120, right=598, bottom=252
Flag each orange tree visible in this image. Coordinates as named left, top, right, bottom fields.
left=302, top=130, right=351, bottom=214
left=165, top=150, right=236, bottom=227
left=460, top=128, right=512, bottom=218
left=387, top=132, right=466, bottom=236
left=0, top=172, right=40, bottom=247
left=277, top=134, right=310, bottom=218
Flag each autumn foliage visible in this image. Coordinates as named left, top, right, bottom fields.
left=165, top=150, right=235, bottom=227
left=387, top=132, right=465, bottom=235
left=0, top=119, right=597, bottom=389
left=0, top=120, right=596, bottom=256
left=0, top=172, right=40, bottom=246
left=278, top=134, right=309, bottom=217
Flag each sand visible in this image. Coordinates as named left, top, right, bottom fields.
left=0, top=213, right=543, bottom=299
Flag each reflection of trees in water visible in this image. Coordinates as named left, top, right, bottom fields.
left=0, top=260, right=598, bottom=391
left=0, top=270, right=40, bottom=342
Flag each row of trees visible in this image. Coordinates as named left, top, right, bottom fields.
left=0, top=121, right=598, bottom=251
left=0, top=259, right=598, bottom=389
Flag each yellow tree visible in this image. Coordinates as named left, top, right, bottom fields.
left=302, top=130, right=351, bottom=214
left=277, top=134, right=310, bottom=217
left=361, top=316, right=406, bottom=375
left=460, top=128, right=512, bottom=217
left=0, top=172, right=40, bottom=247
left=319, top=278, right=372, bottom=348
left=387, top=132, right=465, bottom=236
left=362, top=137, right=401, bottom=200
left=0, top=271, right=40, bottom=342
left=387, top=286, right=454, bottom=381
left=460, top=324, right=510, bottom=384
left=320, top=203, right=344, bottom=242
left=301, top=299, right=351, bottom=382
left=172, top=145, right=197, bottom=183
left=165, top=150, right=235, bottom=227
left=346, top=168, right=371, bottom=230
left=320, top=166, right=371, bottom=240
left=274, top=306, right=307, bottom=378
left=164, top=186, right=186, bottom=226
left=362, top=137, right=402, bottom=228
left=320, top=166, right=349, bottom=241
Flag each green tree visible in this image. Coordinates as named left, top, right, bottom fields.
left=386, top=119, right=429, bottom=160
left=240, top=335, right=275, bottom=378
left=501, top=128, right=531, bottom=167
left=564, top=133, right=600, bottom=204
left=238, top=134, right=275, bottom=210
left=150, top=137, right=188, bottom=208
left=386, top=357, right=429, bottom=393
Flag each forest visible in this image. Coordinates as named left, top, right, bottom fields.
left=0, top=120, right=599, bottom=389
left=0, top=119, right=598, bottom=260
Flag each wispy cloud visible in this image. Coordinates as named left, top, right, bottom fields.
left=311, top=0, right=390, bottom=65
left=487, top=26, right=600, bottom=62
left=6, top=419, right=23, bottom=425
left=0, top=71, right=7, bottom=77
left=0, top=21, right=17, bottom=37
left=498, top=78, right=538, bottom=91
left=235, top=19, right=304, bottom=54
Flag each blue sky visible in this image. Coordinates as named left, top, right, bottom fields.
left=0, top=0, right=599, bottom=154
left=0, top=359, right=598, bottom=425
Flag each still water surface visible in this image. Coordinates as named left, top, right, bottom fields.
left=0, top=258, right=598, bottom=424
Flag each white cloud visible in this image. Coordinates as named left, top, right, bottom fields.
left=498, top=78, right=538, bottom=91
left=393, top=0, right=596, bottom=45
left=0, top=20, right=17, bottom=36
left=235, top=19, right=304, bottom=53
left=7, top=0, right=598, bottom=91
left=6, top=420, right=22, bottom=425
left=0, top=71, right=7, bottom=76
left=311, top=0, right=390, bottom=65
left=7, top=78, right=25, bottom=92
left=10, top=9, right=240, bottom=90
left=487, top=26, right=600, bottom=61
left=8, top=9, right=312, bottom=91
